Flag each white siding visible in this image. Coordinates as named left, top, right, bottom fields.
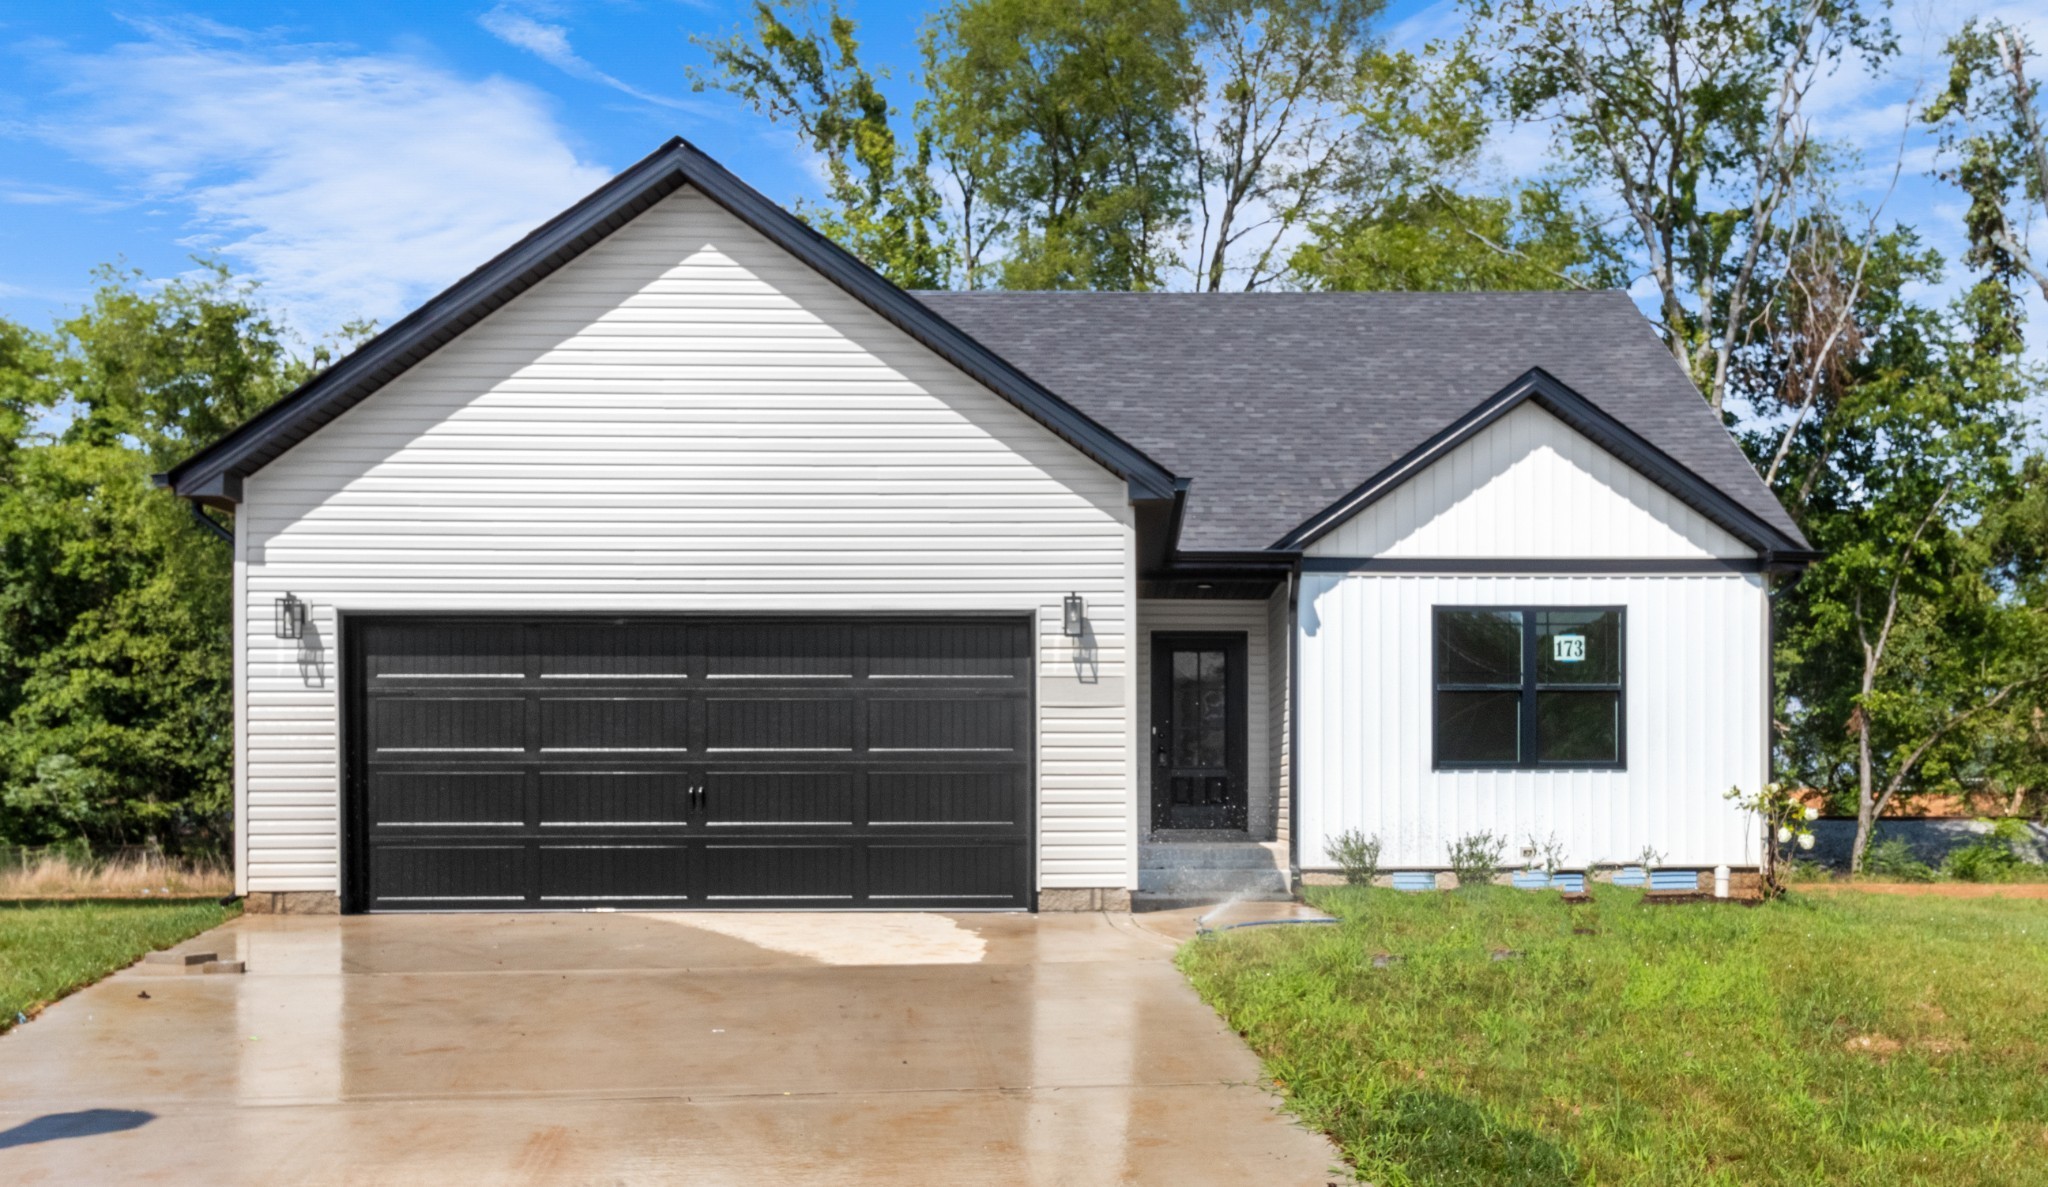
left=1134, top=600, right=1273, bottom=838
left=1266, top=582, right=1291, bottom=846
left=1296, top=571, right=1769, bottom=870
left=236, top=186, right=1135, bottom=894
left=1314, top=403, right=1751, bottom=559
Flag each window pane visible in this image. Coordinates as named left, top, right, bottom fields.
left=1536, top=610, right=1620, bottom=685
left=1538, top=691, right=1619, bottom=763
left=1170, top=649, right=1228, bottom=768
left=1436, top=691, right=1521, bottom=764
left=1437, top=610, right=1523, bottom=685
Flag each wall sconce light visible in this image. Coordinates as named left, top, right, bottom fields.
left=275, top=593, right=308, bottom=640
left=1062, top=592, right=1085, bottom=638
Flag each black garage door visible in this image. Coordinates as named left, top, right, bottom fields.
left=345, top=617, right=1032, bottom=912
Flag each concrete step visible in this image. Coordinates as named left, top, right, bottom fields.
left=1138, top=866, right=1291, bottom=894
left=1138, top=841, right=1288, bottom=870
left=1130, top=890, right=1297, bottom=913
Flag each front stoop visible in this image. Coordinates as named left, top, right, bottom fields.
left=1132, top=840, right=1294, bottom=912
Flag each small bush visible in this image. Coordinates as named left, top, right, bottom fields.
left=1863, top=836, right=1935, bottom=882
left=1447, top=831, right=1506, bottom=889
left=1328, top=829, right=1382, bottom=886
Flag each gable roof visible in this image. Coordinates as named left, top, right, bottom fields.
left=161, top=138, right=1177, bottom=506
left=914, top=291, right=1811, bottom=557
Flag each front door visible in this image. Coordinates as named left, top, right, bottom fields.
left=1151, top=633, right=1248, bottom=831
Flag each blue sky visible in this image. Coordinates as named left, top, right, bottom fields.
left=0, top=0, right=2040, bottom=355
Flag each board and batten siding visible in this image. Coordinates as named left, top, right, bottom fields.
left=234, top=185, right=1137, bottom=897
left=1297, top=403, right=1770, bottom=871
left=1316, top=403, right=1753, bottom=559
left=1134, top=599, right=1274, bottom=839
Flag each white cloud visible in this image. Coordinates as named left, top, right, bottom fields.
left=23, top=23, right=614, bottom=333
left=480, top=5, right=703, bottom=112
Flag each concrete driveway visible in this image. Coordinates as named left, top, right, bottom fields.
left=0, top=907, right=1340, bottom=1184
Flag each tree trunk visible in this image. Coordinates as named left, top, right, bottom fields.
left=1852, top=699, right=1876, bottom=874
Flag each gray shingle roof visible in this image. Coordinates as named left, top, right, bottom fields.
left=914, top=290, right=1807, bottom=554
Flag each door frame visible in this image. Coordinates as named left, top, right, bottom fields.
left=337, top=610, right=1039, bottom=914
left=1149, top=631, right=1250, bottom=832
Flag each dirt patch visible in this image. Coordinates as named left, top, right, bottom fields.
left=1800, top=882, right=2048, bottom=900
left=1844, top=1034, right=1901, bottom=1057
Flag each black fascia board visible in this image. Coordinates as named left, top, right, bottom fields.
left=1270, top=366, right=1814, bottom=562
left=164, top=138, right=1178, bottom=504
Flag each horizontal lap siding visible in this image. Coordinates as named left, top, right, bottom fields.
left=237, top=187, right=1133, bottom=895
left=1297, top=573, right=1766, bottom=870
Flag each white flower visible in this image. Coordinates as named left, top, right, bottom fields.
left=1776, top=826, right=1794, bottom=844
left=1797, top=833, right=1816, bottom=851
left=1767, top=782, right=1783, bottom=794
left=1804, top=807, right=1820, bottom=821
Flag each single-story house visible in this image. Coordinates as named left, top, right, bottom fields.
left=161, top=139, right=1814, bottom=914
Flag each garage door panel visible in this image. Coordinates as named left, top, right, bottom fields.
left=703, top=769, right=853, bottom=826
left=705, top=696, right=854, bottom=752
left=538, top=623, right=691, bottom=679
left=702, top=844, right=854, bottom=902
left=703, top=622, right=854, bottom=679
left=538, top=844, right=690, bottom=904
left=369, top=697, right=525, bottom=754
left=539, top=772, right=693, bottom=827
left=364, top=623, right=526, bottom=679
left=370, top=770, right=525, bottom=827
left=537, top=696, right=690, bottom=752
left=870, top=622, right=1029, bottom=680
left=868, top=770, right=1024, bottom=827
left=351, top=616, right=1031, bottom=911
left=373, top=844, right=529, bottom=904
left=868, top=845, right=1025, bottom=902
left=869, top=697, right=1022, bottom=753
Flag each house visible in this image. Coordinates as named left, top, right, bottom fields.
left=161, top=140, right=1813, bottom=914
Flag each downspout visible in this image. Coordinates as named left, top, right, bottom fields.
left=188, top=502, right=235, bottom=546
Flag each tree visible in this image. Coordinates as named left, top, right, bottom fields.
left=1293, top=184, right=1621, bottom=291
left=1925, top=20, right=2048, bottom=304
left=0, top=265, right=301, bottom=852
left=923, top=0, right=1198, bottom=290
left=1472, top=0, right=1893, bottom=410
left=692, top=0, right=951, bottom=288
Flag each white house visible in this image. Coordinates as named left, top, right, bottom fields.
left=162, top=141, right=1813, bottom=913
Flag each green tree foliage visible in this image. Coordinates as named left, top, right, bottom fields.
left=1472, top=0, right=1894, bottom=410
left=1924, top=20, right=2048, bottom=304
left=692, top=0, right=951, bottom=288
left=924, top=0, right=1198, bottom=290
left=0, top=266, right=302, bottom=852
left=1293, top=185, right=1621, bottom=291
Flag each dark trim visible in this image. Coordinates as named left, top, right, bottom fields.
left=1304, top=556, right=1763, bottom=575
left=188, top=503, right=235, bottom=546
left=1284, top=563, right=1301, bottom=883
left=1430, top=604, right=1628, bottom=772
left=1272, top=367, right=1810, bottom=559
left=163, top=138, right=1177, bottom=504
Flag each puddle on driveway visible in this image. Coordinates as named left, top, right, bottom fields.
left=647, top=912, right=988, bottom=966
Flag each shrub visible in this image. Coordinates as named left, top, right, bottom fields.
left=1863, top=835, right=1935, bottom=882
left=1447, top=831, right=1506, bottom=889
left=1328, top=829, right=1382, bottom=886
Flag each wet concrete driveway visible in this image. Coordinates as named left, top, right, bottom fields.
left=0, top=908, right=1340, bottom=1184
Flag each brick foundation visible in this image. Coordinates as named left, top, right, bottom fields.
left=241, top=891, right=340, bottom=915
left=1039, top=888, right=1132, bottom=912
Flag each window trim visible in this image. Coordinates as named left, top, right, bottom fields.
left=1431, top=605, right=1627, bottom=772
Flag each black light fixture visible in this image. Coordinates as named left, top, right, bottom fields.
left=1062, top=592, right=1086, bottom=638
left=274, top=593, right=308, bottom=640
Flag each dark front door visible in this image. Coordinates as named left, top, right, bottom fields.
left=346, top=616, right=1032, bottom=912
left=1151, top=632, right=1248, bottom=831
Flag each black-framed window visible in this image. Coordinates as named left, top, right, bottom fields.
left=1433, top=606, right=1624, bottom=770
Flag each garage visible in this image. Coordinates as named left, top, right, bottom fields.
left=344, top=616, right=1034, bottom=912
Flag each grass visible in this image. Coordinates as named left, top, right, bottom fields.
left=0, top=851, right=232, bottom=899
left=1, top=899, right=238, bottom=1033
left=1179, top=886, right=2048, bottom=1186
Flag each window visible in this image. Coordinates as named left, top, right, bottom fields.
left=1433, top=607, right=1624, bottom=769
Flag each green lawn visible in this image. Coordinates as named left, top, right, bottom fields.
left=1179, top=886, right=2048, bottom=1186
left=1, top=899, right=238, bottom=1032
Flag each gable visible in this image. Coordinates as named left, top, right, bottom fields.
left=1304, top=403, right=1754, bottom=560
